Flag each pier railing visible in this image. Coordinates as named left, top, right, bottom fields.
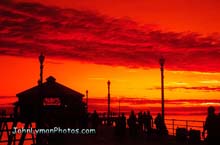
left=98, top=113, right=206, bottom=139
left=165, top=119, right=205, bottom=139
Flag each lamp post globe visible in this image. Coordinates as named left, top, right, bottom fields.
left=39, top=53, right=45, bottom=64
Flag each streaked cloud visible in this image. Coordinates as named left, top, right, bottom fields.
left=87, top=98, right=220, bottom=115
left=149, top=86, right=220, bottom=92
left=199, top=80, right=220, bottom=84
left=88, top=77, right=106, bottom=80
left=166, top=82, right=189, bottom=86
left=1, top=1, right=220, bottom=72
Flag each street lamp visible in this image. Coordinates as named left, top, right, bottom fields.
left=159, top=57, right=165, bottom=122
left=39, top=53, right=45, bottom=85
left=37, top=53, right=45, bottom=145
left=107, top=80, right=111, bottom=125
left=86, top=90, right=88, bottom=111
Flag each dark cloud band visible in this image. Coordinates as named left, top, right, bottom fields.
left=1, top=1, right=220, bottom=72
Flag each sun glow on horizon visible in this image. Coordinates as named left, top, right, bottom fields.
left=1, top=56, right=220, bottom=104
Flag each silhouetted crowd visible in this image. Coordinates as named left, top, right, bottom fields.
left=89, top=109, right=168, bottom=138
left=203, top=106, right=220, bottom=145
left=119, top=110, right=167, bottom=137
left=83, top=107, right=220, bottom=145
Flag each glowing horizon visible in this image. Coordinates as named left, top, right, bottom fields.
left=1, top=55, right=220, bottom=100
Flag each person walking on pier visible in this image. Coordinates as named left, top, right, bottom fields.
left=115, top=113, right=126, bottom=138
left=120, top=113, right=126, bottom=136
left=91, top=110, right=99, bottom=130
left=154, top=113, right=166, bottom=136
left=128, top=110, right=137, bottom=137
left=138, top=111, right=143, bottom=132
left=146, top=111, right=153, bottom=135
left=80, top=110, right=89, bottom=128
left=203, top=106, right=218, bottom=145
left=142, top=111, right=147, bottom=132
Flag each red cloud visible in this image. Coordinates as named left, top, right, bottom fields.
left=151, top=86, right=220, bottom=92
left=87, top=98, right=220, bottom=115
left=1, top=1, right=220, bottom=72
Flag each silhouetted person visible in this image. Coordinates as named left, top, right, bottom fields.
left=120, top=113, right=126, bottom=137
left=154, top=113, right=166, bottom=136
left=146, top=110, right=153, bottom=135
left=128, top=110, right=137, bottom=137
left=203, top=106, right=218, bottom=145
left=80, top=111, right=89, bottom=128
left=138, top=111, right=143, bottom=132
left=115, top=113, right=126, bottom=139
left=91, top=110, right=99, bottom=130
left=115, top=116, right=120, bottom=136
left=142, top=112, right=147, bottom=132
left=154, top=113, right=161, bottom=130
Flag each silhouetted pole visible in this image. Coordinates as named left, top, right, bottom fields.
left=107, top=80, right=111, bottom=126
left=86, top=90, right=88, bottom=111
left=39, top=53, right=45, bottom=85
left=118, top=99, right=120, bottom=116
left=159, top=57, right=165, bottom=122
left=37, top=53, right=45, bottom=145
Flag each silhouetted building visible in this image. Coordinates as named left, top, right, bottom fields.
left=16, top=76, right=86, bottom=124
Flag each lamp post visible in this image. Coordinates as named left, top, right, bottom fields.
left=159, top=57, right=165, bottom=122
left=107, top=80, right=111, bottom=126
left=37, top=53, right=44, bottom=145
left=86, top=90, right=88, bottom=111
left=118, top=99, right=120, bottom=116
left=39, top=53, right=45, bottom=85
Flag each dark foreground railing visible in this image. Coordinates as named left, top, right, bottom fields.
left=98, top=113, right=206, bottom=140
left=165, top=119, right=205, bottom=140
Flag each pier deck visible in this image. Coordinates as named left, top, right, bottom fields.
left=0, top=115, right=206, bottom=145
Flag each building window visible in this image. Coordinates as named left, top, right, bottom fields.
left=43, top=98, right=61, bottom=106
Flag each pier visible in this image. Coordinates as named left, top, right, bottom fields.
left=0, top=114, right=36, bottom=145
left=0, top=112, right=206, bottom=145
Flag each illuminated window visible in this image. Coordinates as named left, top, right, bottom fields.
left=43, top=98, right=61, bottom=106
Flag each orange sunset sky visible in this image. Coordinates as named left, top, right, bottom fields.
left=1, top=0, right=220, bottom=110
